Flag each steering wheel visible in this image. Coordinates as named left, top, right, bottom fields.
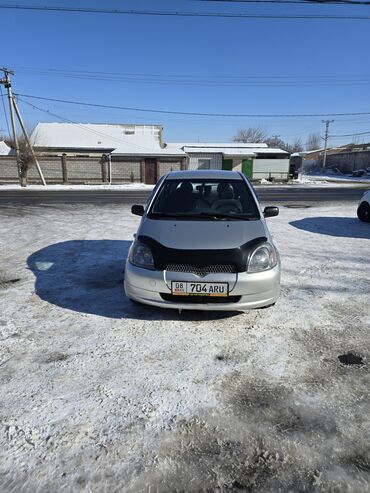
left=214, top=203, right=243, bottom=214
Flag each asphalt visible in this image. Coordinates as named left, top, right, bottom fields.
left=0, top=186, right=367, bottom=206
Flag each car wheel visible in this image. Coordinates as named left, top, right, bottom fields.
left=357, top=202, right=370, bottom=222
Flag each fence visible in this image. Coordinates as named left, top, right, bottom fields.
left=0, top=156, right=183, bottom=184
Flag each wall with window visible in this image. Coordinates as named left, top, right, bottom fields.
left=187, top=153, right=223, bottom=170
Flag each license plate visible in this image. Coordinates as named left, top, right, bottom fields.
left=171, top=281, right=229, bottom=297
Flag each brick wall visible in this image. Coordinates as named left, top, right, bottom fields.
left=0, top=157, right=18, bottom=182
left=0, top=156, right=189, bottom=184
left=158, top=159, right=182, bottom=177
left=111, top=159, right=142, bottom=182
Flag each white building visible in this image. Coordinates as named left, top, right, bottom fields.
left=166, top=142, right=290, bottom=180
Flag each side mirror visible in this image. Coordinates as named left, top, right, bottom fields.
left=131, top=205, right=145, bottom=216
left=263, top=206, right=279, bottom=218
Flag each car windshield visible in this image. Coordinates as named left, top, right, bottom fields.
left=148, top=178, right=260, bottom=220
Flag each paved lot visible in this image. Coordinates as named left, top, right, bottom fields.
left=0, top=202, right=369, bottom=492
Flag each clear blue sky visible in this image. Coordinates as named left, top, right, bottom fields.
left=1, top=0, right=370, bottom=147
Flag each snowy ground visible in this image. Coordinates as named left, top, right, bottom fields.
left=0, top=183, right=155, bottom=191
left=0, top=202, right=369, bottom=492
left=299, top=169, right=370, bottom=185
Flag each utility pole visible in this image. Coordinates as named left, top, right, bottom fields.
left=0, top=67, right=46, bottom=186
left=0, top=68, right=20, bottom=172
left=321, top=119, right=334, bottom=168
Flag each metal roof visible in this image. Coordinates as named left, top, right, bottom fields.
left=30, top=123, right=165, bottom=153
left=168, top=142, right=269, bottom=149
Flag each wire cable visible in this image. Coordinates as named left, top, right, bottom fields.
left=18, top=98, right=162, bottom=152
left=0, top=4, right=370, bottom=20
left=331, top=130, right=370, bottom=137
left=189, top=0, right=370, bottom=5
left=14, top=92, right=370, bottom=118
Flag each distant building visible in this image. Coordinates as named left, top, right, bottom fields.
left=30, top=123, right=186, bottom=183
left=167, top=142, right=290, bottom=180
left=28, top=123, right=290, bottom=183
left=292, top=143, right=370, bottom=174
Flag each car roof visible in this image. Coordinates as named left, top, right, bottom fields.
left=165, top=169, right=243, bottom=180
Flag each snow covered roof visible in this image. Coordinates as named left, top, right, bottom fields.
left=166, top=142, right=288, bottom=156
left=111, top=145, right=186, bottom=157
left=0, top=141, right=11, bottom=155
left=30, top=123, right=167, bottom=154
left=168, top=142, right=269, bottom=149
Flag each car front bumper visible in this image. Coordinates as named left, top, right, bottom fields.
left=124, top=261, right=280, bottom=311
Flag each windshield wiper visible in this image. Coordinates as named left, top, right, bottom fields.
left=149, top=211, right=258, bottom=220
left=199, top=212, right=258, bottom=220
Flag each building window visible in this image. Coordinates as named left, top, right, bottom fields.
left=198, top=158, right=211, bottom=169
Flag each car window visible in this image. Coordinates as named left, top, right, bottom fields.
left=148, top=179, right=260, bottom=220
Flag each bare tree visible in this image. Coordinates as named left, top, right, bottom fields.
left=306, top=132, right=321, bottom=151
left=265, top=135, right=286, bottom=148
left=6, top=136, right=36, bottom=186
left=287, top=138, right=304, bottom=153
left=233, top=127, right=268, bottom=143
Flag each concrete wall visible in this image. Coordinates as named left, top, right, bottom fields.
left=157, top=158, right=182, bottom=177
left=187, top=153, right=223, bottom=170
left=324, top=151, right=370, bottom=173
left=252, top=159, right=290, bottom=180
left=0, top=156, right=185, bottom=184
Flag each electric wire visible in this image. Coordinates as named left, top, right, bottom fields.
left=0, top=4, right=369, bottom=20
left=14, top=92, right=370, bottom=119
left=9, top=68, right=370, bottom=87
left=17, top=98, right=163, bottom=152
left=20, top=97, right=369, bottom=143
left=330, top=130, right=370, bottom=137
left=189, top=0, right=370, bottom=5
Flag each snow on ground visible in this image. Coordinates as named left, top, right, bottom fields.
left=0, top=202, right=369, bottom=492
left=0, top=183, right=155, bottom=191
left=299, top=169, right=370, bottom=185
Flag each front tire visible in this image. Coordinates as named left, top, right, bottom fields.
left=357, top=202, right=370, bottom=222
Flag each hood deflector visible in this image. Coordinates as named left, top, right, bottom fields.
left=138, top=235, right=267, bottom=272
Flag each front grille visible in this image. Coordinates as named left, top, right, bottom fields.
left=165, top=264, right=236, bottom=277
left=161, top=294, right=241, bottom=304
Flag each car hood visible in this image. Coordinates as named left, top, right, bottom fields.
left=138, top=217, right=267, bottom=250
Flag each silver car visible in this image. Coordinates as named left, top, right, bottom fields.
left=357, top=190, right=370, bottom=222
left=124, top=170, right=280, bottom=311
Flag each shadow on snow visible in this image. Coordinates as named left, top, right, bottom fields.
left=27, top=240, right=238, bottom=321
left=289, top=217, right=370, bottom=239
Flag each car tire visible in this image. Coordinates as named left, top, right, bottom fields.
left=357, top=201, right=370, bottom=222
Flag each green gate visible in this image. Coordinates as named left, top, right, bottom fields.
left=222, top=158, right=233, bottom=171
left=242, top=159, right=253, bottom=179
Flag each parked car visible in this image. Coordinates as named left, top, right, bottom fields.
left=357, top=190, right=370, bottom=222
left=124, top=170, right=280, bottom=311
left=352, top=169, right=365, bottom=177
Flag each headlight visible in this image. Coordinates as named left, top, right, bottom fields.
left=129, top=241, right=155, bottom=270
left=248, top=242, right=278, bottom=273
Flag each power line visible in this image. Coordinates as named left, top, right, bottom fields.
left=13, top=66, right=370, bottom=81
left=17, top=98, right=167, bottom=152
left=190, top=0, right=370, bottom=4
left=0, top=4, right=370, bottom=20
left=14, top=92, right=370, bottom=118
left=10, top=67, right=370, bottom=87
left=331, top=130, right=370, bottom=137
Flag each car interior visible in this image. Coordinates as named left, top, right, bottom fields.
left=151, top=179, right=259, bottom=216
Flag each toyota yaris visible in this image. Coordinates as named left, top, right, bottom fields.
left=124, top=170, right=280, bottom=311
